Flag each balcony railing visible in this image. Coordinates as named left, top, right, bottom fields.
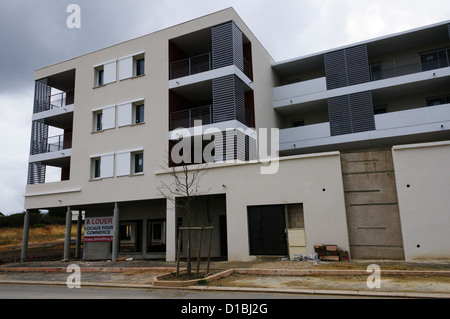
left=170, top=53, right=212, bottom=80
left=170, top=105, right=213, bottom=130
left=170, top=105, right=255, bottom=130
left=46, top=90, right=75, bottom=111
left=170, top=53, right=253, bottom=80
left=370, top=49, right=450, bottom=81
left=31, top=133, right=72, bottom=155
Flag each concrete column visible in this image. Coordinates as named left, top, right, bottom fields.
left=63, top=207, right=72, bottom=261
left=166, top=199, right=176, bottom=262
left=112, top=203, right=120, bottom=262
left=75, top=211, right=83, bottom=259
left=20, top=210, right=31, bottom=262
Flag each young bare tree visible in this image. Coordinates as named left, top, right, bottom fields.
left=157, top=141, right=211, bottom=277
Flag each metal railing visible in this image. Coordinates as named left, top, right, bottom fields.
left=170, top=105, right=213, bottom=130
left=370, top=49, right=450, bottom=81
left=46, top=90, right=75, bottom=111
left=32, top=133, right=72, bottom=155
left=170, top=105, right=255, bottom=130
left=170, top=53, right=212, bottom=80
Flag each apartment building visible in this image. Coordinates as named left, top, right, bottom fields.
left=22, top=8, right=450, bottom=262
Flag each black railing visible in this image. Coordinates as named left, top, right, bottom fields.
left=170, top=105, right=213, bottom=130
left=32, top=133, right=72, bottom=155
left=170, top=53, right=212, bottom=80
left=46, top=90, right=75, bottom=111
left=170, top=105, right=255, bottom=130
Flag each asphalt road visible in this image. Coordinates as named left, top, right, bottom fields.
left=0, top=283, right=369, bottom=299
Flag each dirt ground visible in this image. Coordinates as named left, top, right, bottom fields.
left=1, top=242, right=449, bottom=294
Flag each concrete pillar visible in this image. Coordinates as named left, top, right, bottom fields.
left=112, top=203, right=120, bottom=262
left=75, top=211, right=83, bottom=259
left=166, top=199, right=176, bottom=262
left=63, top=207, right=72, bottom=261
left=20, top=210, right=31, bottom=262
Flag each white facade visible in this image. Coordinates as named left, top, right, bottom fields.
left=23, top=8, right=450, bottom=261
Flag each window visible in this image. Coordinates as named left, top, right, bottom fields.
left=94, top=60, right=117, bottom=87
left=421, top=49, right=450, bottom=72
left=116, top=149, right=144, bottom=176
left=133, top=152, right=144, bottom=174
left=91, top=154, right=114, bottom=179
left=93, top=106, right=115, bottom=131
left=135, top=58, right=145, bottom=76
left=370, top=63, right=382, bottom=81
left=92, top=158, right=101, bottom=179
left=135, top=103, right=144, bottom=124
left=427, top=95, right=450, bottom=106
left=119, top=53, right=145, bottom=80
left=94, top=112, right=103, bottom=131
left=97, top=68, right=104, bottom=87
left=117, top=100, right=144, bottom=127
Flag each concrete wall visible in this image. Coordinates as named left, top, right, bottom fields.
left=392, top=141, right=450, bottom=260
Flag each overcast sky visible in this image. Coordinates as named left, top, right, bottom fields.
left=0, top=0, right=449, bottom=215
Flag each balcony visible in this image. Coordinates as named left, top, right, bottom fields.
left=31, top=133, right=72, bottom=156
left=170, top=53, right=212, bottom=80
left=279, top=104, right=450, bottom=154
left=170, top=52, right=253, bottom=80
left=170, top=105, right=255, bottom=131
left=370, top=49, right=450, bottom=81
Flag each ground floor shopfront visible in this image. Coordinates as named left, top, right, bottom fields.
left=22, top=141, right=450, bottom=262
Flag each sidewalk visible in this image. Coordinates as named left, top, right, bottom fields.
left=0, top=259, right=449, bottom=298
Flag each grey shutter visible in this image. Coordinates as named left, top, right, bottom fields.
left=324, top=45, right=370, bottom=89
left=212, top=21, right=244, bottom=72
left=33, top=78, right=51, bottom=113
left=346, top=45, right=370, bottom=86
left=27, top=162, right=46, bottom=185
left=328, top=91, right=375, bottom=136
left=325, top=50, right=348, bottom=90
left=28, top=79, right=50, bottom=184
left=212, top=74, right=246, bottom=125
left=328, top=95, right=352, bottom=136
left=212, top=74, right=236, bottom=123
left=349, top=91, right=375, bottom=133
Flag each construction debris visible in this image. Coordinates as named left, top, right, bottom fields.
left=314, top=244, right=350, bottom=261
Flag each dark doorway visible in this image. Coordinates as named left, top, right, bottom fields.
left=147, top=219, right=166, bottom=253
left=247, top=205, right=288, bottom=256
left=219, top=215, right=228, bottom=258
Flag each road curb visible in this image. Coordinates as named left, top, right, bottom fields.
left=0, top=279, right=448, bottom=299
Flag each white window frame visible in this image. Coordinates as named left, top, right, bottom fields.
left=92, top=105, right=116, bottom=131
left=117, top=99, right=144, bottom=127
left=94, top=60, right=117, bottom=87
left=116, top=149, right=144, bottom=177
left=90, top=153, right=114, bottom=180
left=118, top=52, right=145, bottom=81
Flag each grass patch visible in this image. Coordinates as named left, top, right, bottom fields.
left=0, top=225, right=80, bottom=247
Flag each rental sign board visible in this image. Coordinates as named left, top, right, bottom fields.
left=84, top=217, right=114, bottom=242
